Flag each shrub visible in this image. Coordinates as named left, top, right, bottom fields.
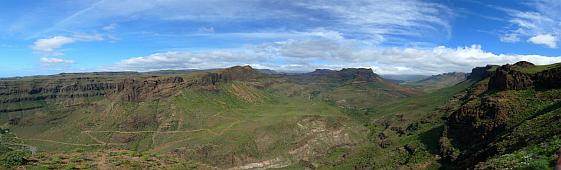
left=518, top=159, right=549, bottom=170
left=0, top=150, right=30, bottom=167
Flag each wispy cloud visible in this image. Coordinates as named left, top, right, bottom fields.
left=500, top=34, right=520, bottom=43
left=34, top=0, right=453, bottom=45
left=40, top=57, right=75, bottom=65
left=500, top=0, right=561, bottom=48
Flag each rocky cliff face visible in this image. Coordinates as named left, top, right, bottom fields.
left=0, top=78, right=117, bottom=105
left=0, top=76, right=187, bottom=112
left=116, top=76, right=185, bottom=102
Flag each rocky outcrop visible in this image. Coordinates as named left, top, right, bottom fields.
left=116, top=76, right=184, bottom=102
left=220, top=66, right=260, bottom=81
left=446, top=94, right=518, bottom=148
left=197, top=66, right=262, bottom=86
left=488, top=64, right=534, bottom=91
left=488, top=61, right=561, bottom=91
left=338, top=68, right=382, bottom=82
left=534, top=67, right=561, bottom=89
left=468, top=65, right=497, bottom=80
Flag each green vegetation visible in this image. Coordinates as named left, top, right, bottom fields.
left=1, top=63, right=561, bottom=169
left=477, top=137, right=561, bottom=169
left=517, top=63, right=561, bottom=74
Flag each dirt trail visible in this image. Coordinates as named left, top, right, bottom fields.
left=228, top=157, right=291, bottom=170
left=21, top=138, right=104, bottom=147
left=83, top=131, right=108, bottom=145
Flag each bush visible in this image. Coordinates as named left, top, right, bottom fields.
left=0, top=145, right=13, bottom=154
left=518, top=159, right=549, bottom=170
left=0, top=150, right=30, bottom=167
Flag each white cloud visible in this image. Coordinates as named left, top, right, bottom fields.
left=31, top=36, right=75, bottom=55
left=109, top=39, right=561, bottom=75
left=40, top=57, right=75, bottom=64
left=528, top=34, right=557, bottom=48
left=31, top=34, right=104, bottom=56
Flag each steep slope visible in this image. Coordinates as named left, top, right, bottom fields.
left=440, top=61, right=561, bottom=169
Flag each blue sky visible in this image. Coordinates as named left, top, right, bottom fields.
left=0, top=0, right=560, bottom=77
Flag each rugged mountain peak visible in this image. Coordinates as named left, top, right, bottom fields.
left=219, top=65, right=260, bottom=81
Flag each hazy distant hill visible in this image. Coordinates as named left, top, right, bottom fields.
left=403, top=72, right=468, bottom=92
left=381, top=74, right=430, bottom=83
